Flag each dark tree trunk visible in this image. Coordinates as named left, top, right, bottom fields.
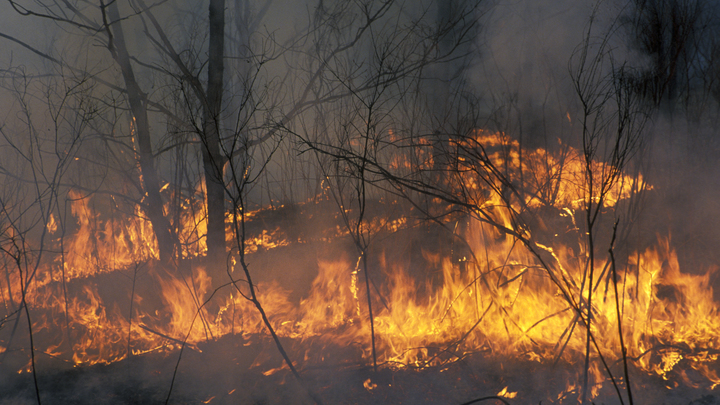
left=107, top=1, right=177, bottom=264
left=202, top=0, right=227, bottom=269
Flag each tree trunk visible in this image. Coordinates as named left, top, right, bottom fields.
left=107, top=2, right=177, bottom=264
left=203, top=0, right=227, bottom=268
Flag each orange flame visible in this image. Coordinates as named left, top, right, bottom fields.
left=1, top=131, right=717, bottom=403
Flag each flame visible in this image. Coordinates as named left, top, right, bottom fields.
left=46, top=213, right=57, bottom=234
left=58, top=190, right=159, bottom=281
left=497, top=386, right=517, bottom=398
left=363, top=378, right=377, bottom=391
left=244, top=228, right=290, bottom=254
left=465, top=131, right=649, bottom=210
left=1, top=131, right=718, bottom=402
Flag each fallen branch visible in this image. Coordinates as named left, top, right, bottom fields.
left=459, top=396, right=511, bottom=405
left=138, top=324, right=194, bottom=348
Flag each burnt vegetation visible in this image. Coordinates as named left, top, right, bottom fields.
left=1, top=0, right=720, bottom=404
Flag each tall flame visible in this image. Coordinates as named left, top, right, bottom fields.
left=1, top=132, right=717, bottom=403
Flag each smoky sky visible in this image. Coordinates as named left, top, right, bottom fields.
left=0, top=0, right=717, bottom=226
left=0, top=0, right=655, bottom=149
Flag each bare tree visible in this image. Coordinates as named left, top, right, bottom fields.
left=570, top=12, right=648, bottom=402
left=0, top=65, right=94, bottom=404
left=103, top=1, right=179, bottom=264
left=622, top=0, right=720, bottom=118
left=300, top=4, right=651, bottom=404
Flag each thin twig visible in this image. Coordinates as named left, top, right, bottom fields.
left=609, top=220, right=634, bottom=405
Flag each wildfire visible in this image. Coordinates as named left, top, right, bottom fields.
left=1, top=131, right=717, bottom=403
left=465, top=130, right=649, bottom=210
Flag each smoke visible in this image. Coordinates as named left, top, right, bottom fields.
left=470, top=0, right=597, bottom=144
left=469, top=0, right=720, bottom=273
left=2, top=0, right=720, bottom=404
left=637, top=115, right=720, bottom=278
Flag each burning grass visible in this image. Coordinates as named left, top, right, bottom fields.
left=2, top=330, right=719, bottom=404
left=1, top=133, right=720, bottom=404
